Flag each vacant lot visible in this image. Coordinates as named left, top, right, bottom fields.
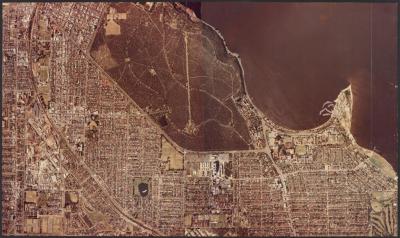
left=91, top=3, right=252, bottom=151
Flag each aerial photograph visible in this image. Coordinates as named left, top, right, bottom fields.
left=2, top=1, right=398, bottom=237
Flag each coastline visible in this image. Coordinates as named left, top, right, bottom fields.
left=176, top=2, right=397, bottom=177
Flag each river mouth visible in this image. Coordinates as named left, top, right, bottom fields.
left=201, top=2, right=398, bottom=168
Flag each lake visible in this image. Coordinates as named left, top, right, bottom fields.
left=200, top=2, right=397, bottom=169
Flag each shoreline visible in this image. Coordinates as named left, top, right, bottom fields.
left=175, top=2, right=397, bottom=176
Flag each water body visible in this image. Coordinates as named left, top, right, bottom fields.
left=200, top=3, right=397, bottom=168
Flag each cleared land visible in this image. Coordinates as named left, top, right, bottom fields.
left=90, top=3, right=252, bottom=151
